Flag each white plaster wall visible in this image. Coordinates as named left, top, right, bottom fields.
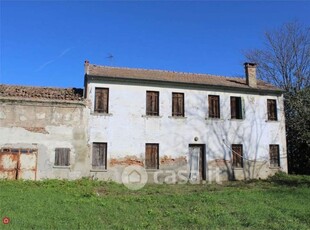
left=88, top=81, right=287, bottom=178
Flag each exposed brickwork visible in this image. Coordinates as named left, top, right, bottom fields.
left=0, top=85, right=84, bottom=101
left=160, top=156, right=187, bottom=165
left=109, top=156, right=144, bottom=167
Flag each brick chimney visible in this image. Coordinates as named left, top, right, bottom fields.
left=84, top=60, right=90, bottom=75
left=244, top=62, right=257, bottom=88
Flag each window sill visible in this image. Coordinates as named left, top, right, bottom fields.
left=168, top=116, right=187, bottom=119
left=53, top=166, right=70, bottom=169
left=265, top=120, right=279, bottom=123
left=205, top=117, right=222, bottom=120
left=91, top=113, right=113, bottom=116
left=269, top=166, right=280, bottom=169
left=142, top=115, right=163, bottom=118
left=229, top=118, right=244, bottom=121
left=146, top=169, right=159, bottom=172
left=90, top=169, right=107, bottom=172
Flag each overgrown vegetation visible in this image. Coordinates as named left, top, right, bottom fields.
left=245, top=21, right=310, bottom=175
left=0, top=174, right=309, bottom=229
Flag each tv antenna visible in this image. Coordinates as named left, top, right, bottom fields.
left=106, top=53, right=114, bottom=66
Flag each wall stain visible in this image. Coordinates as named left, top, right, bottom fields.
left=160, top=155, right=187, bottom=165
left=22, top=127, right=49, bottom=134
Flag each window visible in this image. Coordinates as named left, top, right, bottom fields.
left=55, top=148, right=70, bottom=166
left=269, top=145, right=280, bottom=167
left=208, top=95, right=220, bottom=118
left=267, top=99, right=277, bottom=121
left=231, top=97, right=243, bottom=119
left=172, top=93, right=184, bottom=117
left=92, top=143, right=107, bottom=170
left=94, top=88, right=109, bottom=113
left=146, top=91, right=159, bottom=116
left=232, top=144, right=243, bottom=168
left=145, top=144, right=159, bottom=169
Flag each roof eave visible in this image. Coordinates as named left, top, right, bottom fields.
left=86, top=74, right=284, bottom=95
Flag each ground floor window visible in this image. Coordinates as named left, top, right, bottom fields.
left=232, top=144, right=243, bottom=168
left=92, top=143, right=107, bottom=170
left=145, top=143, right=159, bottom=169
left=269, top=145, right=280, bottom=167
left=55, top=148, right=70, bottom=166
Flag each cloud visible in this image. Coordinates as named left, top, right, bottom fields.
left=35, top=47, right=73, bottom=72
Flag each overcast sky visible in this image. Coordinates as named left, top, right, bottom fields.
left=1, top=1, right=309, bottom=88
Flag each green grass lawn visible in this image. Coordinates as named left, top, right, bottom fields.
left=0, top=173, right=310, bottom=229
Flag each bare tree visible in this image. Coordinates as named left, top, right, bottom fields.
left=245, top=22, right=310, bottom=92
left=245, top=22, right=310, bottom=175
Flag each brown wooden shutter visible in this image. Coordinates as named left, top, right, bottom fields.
left=146, top=92, right=151, bottom=115
left=102, top=89, right=108, bottom=113
left=95, top=88, right=109, bottom=113
left=145, top=144, right=158, bottom=169
left=172, top=93, right=177, bottom=116
left=267, top=99, right=277, bottom=121
left=269, top=145, right=280, bottom=167
left=92, top=143, right=107, bottom=169
left=172, top=93, right=184, bottom=116
left=209, top=96, right=220, bottom=118
left=232, top=145, right=243, bottom=168
left=55, top=148, right=70, bottom=166
left=231, top=97, right=237, bottom=119
left=214, top=96, right=219, bottom=118
left=146, top=91, right=159, bottom=116
left=178, top=93, right=184, bottom=116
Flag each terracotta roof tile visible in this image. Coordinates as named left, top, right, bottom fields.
left=87, top=64, right=281, bottom=92
left=0, top=85, right=84, bottom=101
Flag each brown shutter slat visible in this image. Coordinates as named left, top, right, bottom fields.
left=95, top=88, right=108, bottom=113
left=55, top=149, right=60, bottom=166
left=232, top=145, right=243, bottom=168
left=146, top=91, right=159, bottom=116
left=231, top=97, right=236, bottom=119
left=103, top=89, right=108, bottom=113
left=145, top=144, right=158, bottom=169
left=214, top=96, right=219, bottom=118
left=145, top=145, right=151, bottom=168
left=146, top=92, right=151, bottom=115
left=208, top=96, right=211, bottom=117
left=172, top=93, right=177, bottom=116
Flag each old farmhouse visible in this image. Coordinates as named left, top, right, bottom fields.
left=0, top=61, right=287, bottom=182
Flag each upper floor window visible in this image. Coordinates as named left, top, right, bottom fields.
left=95, top=88, right=109, bottom=113
left=92, top=143, right=107, bottom=170
left=267, top=99, right=277, bottom=121
left=208, top=95, right=220, bottom=118
left=172, top=93, right=184, bottom=117
left=232, top=144, right=243, bottom=168
left=231, top=97, right=243, bottom=119
left=269, top=145, right=280, bottom=167
left=145, top=143, right=159, bottom=169
left=55, top=148, right=70, bottom=166
left=146, top=91, right=159, bottom=116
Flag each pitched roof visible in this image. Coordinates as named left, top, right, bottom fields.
left=86, top=64, right=282, bottom=92
left=0, top=84, right=84, bottom=101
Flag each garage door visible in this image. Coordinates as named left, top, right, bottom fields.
left=0, top=148, right=37, bottom=180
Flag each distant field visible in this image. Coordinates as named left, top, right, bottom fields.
left=0, top=173, right=309, bottom=229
